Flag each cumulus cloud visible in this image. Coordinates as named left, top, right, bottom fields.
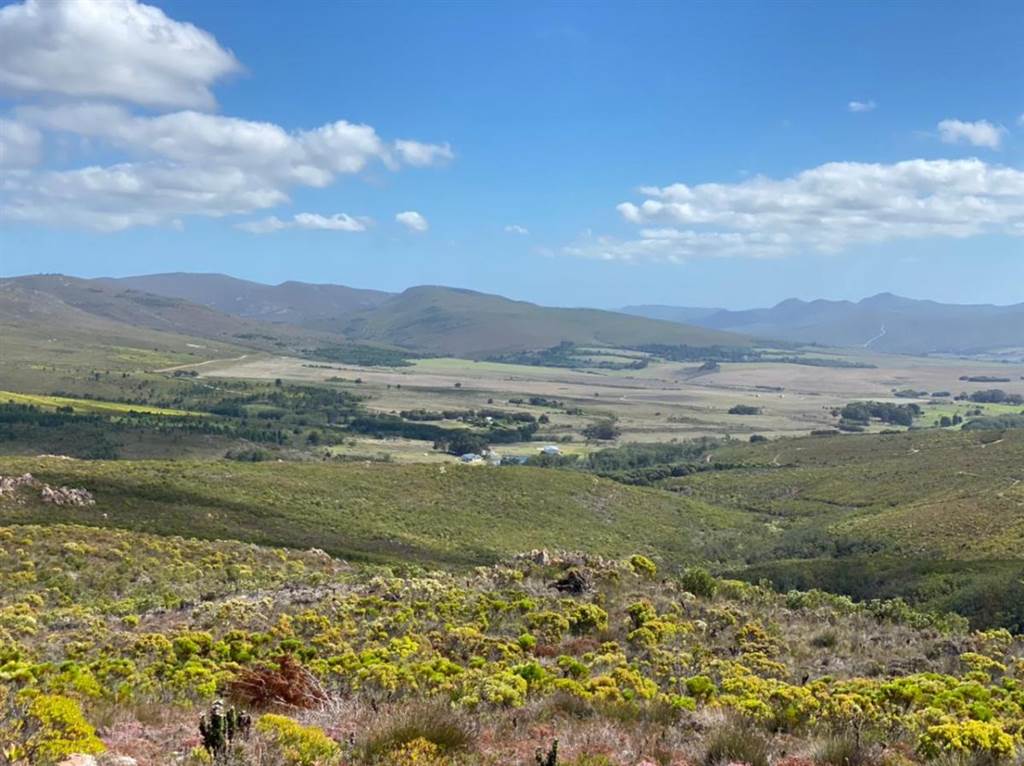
left=847, top=100, right=877, bottom=113
left=396, top=210, right=428, bottom=232
left=0, top=0, right=241, bottom=109
left=2, top=106, right=450, bottom=229
left=394, top=139, right=454, bottom=167
left=237, top=212, right=371, bottom=234
left=938, top=119, right=1006, bottom=149
left=504, top=224, right=529, bottom=235
left=18, top=104, right=394, bottom=184
left=0, top=1, right=453, bottom=231
left=563, top=159, right=1024, bottom=262
left=0, top=118, right=42, bottom=166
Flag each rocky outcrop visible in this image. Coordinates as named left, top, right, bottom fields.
left=0, top=473, right=94, bottom=506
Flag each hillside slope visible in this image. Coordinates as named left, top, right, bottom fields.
left=339, top=285, right=749, bottom=357
left=4, top=525, right=1019, bottom=764
left=63, top=273, right=751, bottom=357
left=0, top=457, right=756, bottom=568
left=625, top=292, right=1024, bottom=356
left=99, top=272, right=392, bottom=325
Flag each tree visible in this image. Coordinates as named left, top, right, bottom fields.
left=582, top=420, right=621, bottom=441
left=439, top=430, right=489, bottom=455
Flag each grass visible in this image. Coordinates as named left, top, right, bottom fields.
left=0, top=457, right=757, bottom=568
left=0, top=390, right=206, bottom=417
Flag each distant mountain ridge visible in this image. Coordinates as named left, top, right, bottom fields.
left=623, top=293, right=1024, bottom=357
left=98, top=273, right=392, bottom=325
left=6, top=273, right=747, bottom=359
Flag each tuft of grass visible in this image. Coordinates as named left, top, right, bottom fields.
left=361, top=701, right=474, bottom=759
left=701, top=718, right=770, bottom=766
left=814, top=730, right=877, bottom=766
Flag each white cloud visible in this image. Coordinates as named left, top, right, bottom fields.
left=0, top=118, right=41, bottom=166
left=938, top=119, right=1006, bottom=149
left=1018, top=113, right=1024, bottom=127
left=394, top=139, right=454, bottom=167
left=17, top=104, right=391, bottom=184
left=237, top=212, right=371, bottom=234
left=504, top=224, right=529, bottom=235
left=3, top=100, right=451, bottom=233
left=235, top=216, right=287, bottom=234
left=396, top=210, right=428, bottom=232
left=0, top=0, right=241, bottom=109
left=847, top=100, right=877, bottom=113
left=0, top=2, right=453, bottom=231
left=564, top=158, right=1024, bottom=262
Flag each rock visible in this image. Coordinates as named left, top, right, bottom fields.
left=40, top=484, right=95, bottom=506
left=101, top=757, right=138, bottom=766
left=57, top=756, right=98, bottom=766
left=0, top=473, right=36, bottom=496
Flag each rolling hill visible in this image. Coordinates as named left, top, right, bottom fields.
left=98, top=272, right=392, bottom=325
left=5, top=273, right=750, bottom=359
left=337, top=285, right=748, bottom=357
left=624, top=293, right=1024, bottom=357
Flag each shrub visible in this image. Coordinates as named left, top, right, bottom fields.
left=628, top=554, right=657, bottom=578
left=916, top=720, right=1015, bottom=759
left=701, top=718, right=770, bottom=766
left=812, top=630, right=839, bottom=649
left=568, top=604, right=609, bottom=635
left=681, top=566, right=718, bottom=598
left=729, top=404, right=762, bottom=415
left=362, top=701, right=473, bottom=759
left=383, top=737, right=450, bottom=766
left=815, top=730, right=877, bottom=766
left=226, top=654, right=327, bottom=710
left=17, top=694, right=105, bottom=765
left=255, top=714, right=341, bottom=766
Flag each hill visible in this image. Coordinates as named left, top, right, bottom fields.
left=673, top=428, right=1024, bottom=629
left=0, top=274, right=343, bottom=353
left=0, top=456, right=755, bottom=568
left=1, top=523, right=1020, bottom=764
left=4, top=528, right=1019, bottom=766
left=98, top=272, right=392, bottom=326
left=338, top=285, right=748, bottom=357
left=63, top=273, right=750, bottom=357
left=624, top=292, right=1024, bottom=357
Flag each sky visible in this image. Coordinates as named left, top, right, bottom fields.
left=0, top=0, right=1022, bottom=310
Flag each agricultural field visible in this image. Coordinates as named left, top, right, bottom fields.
left=0, top=390, right=205, bottom=417
left=198, top=347, right=1024, bottom=449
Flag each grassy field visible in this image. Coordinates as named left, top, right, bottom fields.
left=2, top=425, right=1022, bottom=628
left=0, top=457, right=756, bottom=568
left=0, top=390, right=206, bottom=417
left=200, top=350, right=1024, bottom=449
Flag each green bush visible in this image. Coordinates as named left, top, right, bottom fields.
left=255, top=714, right=341, bottom=766
left=681, top=566, right=718, bottom=598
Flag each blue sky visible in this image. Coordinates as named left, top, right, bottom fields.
left=0, top=0, right=1022, bottom=308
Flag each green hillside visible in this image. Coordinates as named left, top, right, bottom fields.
left=337, top=286, right=749, bottom=357
left=0, top=458, right=754, bottom=567
left=5, top=525, right=1021, bottom=765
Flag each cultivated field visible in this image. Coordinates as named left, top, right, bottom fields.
left=198, top=349, right=1024, bottom=455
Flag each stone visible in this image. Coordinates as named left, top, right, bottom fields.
left=57, top=756, right=98, bottom=766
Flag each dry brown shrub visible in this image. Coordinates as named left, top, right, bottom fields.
left=226, top=654, right=328, bottom=711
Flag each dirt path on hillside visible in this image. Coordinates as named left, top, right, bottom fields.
left=154, top=354, right=249, bottom=373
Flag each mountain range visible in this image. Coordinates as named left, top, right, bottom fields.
left=5, top=273, right=1021, bottom=359
left=3, top=274, right=741, bottom=359
left=624, top=293, right=1024, bottom=357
